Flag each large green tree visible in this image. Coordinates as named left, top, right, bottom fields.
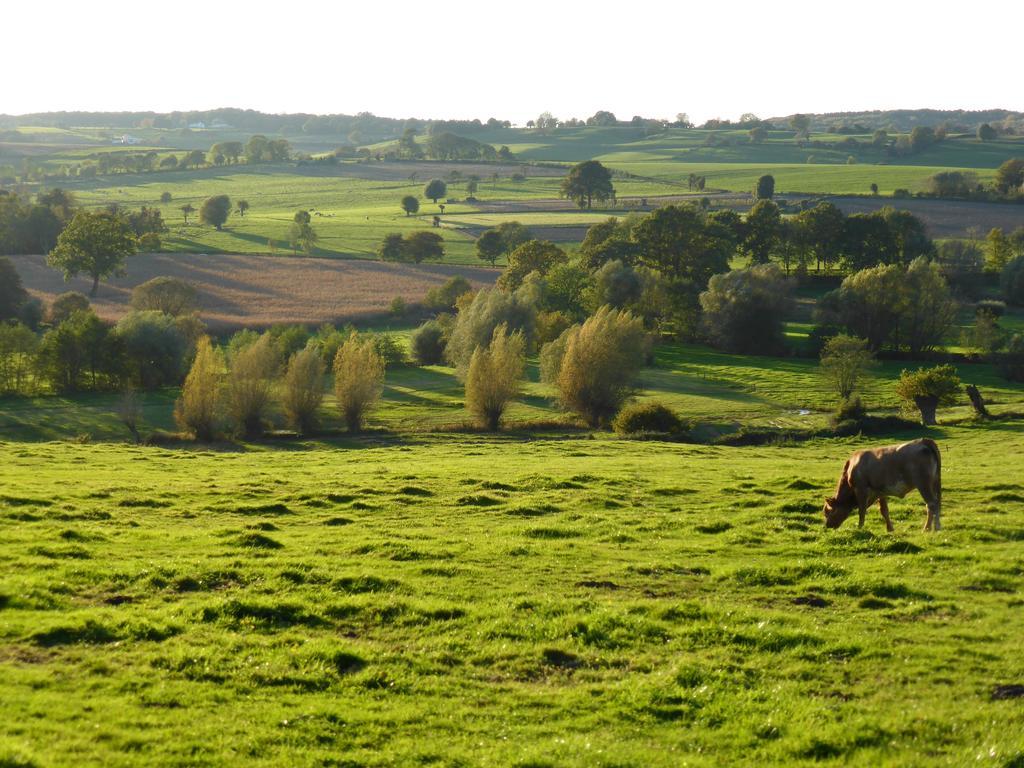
left=743, top=200, right=782, bottom=264
left=200, top=195, right=231, bottom=230
left=754, top=174, right=775, bottom=200
left=424, top=179, right=447, bottom=204
left=632, top=204, right=731, bottom=286
left=401, top=195, right=420, bottom=216
left=476, top=230, right=505, bottom=265
left=405, top=231, right=444, bottom=263
left=501, top=240, right=566, bottom=289
left=0, top=256, right=28, bottom=320
left=995, top=158, right=1024, bottom=194
left=786, top=201, right=843, bottom=270
left=47, top=210, right=136, bottom=296
left=561, top=160, right=615, bottom=209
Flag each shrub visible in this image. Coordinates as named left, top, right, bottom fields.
left=499, top=240, right=566, bottom=290
left=17, top=297, right=43, bottom=331
left=699, top=264, right=793, bottom=353
left=936, top=240, right=985, bottom=297
left=832, top=395, right=866, bottom=427
left=282, top=346, right=325, bottom=435
left=585, top=259, right=642, bottom=312
left=901, top=257, right=958, bottom=355
left=552, top=306, right=647, bottom=427
left=962, top=313, right=1006, bottom=358
left=389, top=296, right=407, bottom=317
left=174, top=336, right=221, bottom=440
left=539, top=327, right=572, bottom=386
left=817, top=259, right=956, bottom=353
left=48, top=291, right=91, bottom=325
left=117, top=388, right=143, bottom=444
left=333, top=334, right=384, bottom=432
left=225, top=334, right=278, bottom=438
left=446, top=287, right=536, bottom=374
left=0, top=256, right=28, bottom=321
left=114, top=311, right=188, bottom=389
left=268, top=324, right=311, bottom=359
left=976, top=299, right=1006, bottom=318
left=536, top=310, right=573, bottom=345
left=411, top=321, right=446, bottom=365
left=130, top=277, right=197, bottom=316
left=612, top=401, right=684, bottom=436
left=806, top=324, right=841, bottom=357
left=36, top=310, right=120, bottom=393
left=199, top=195, right=231, bottom=230
left=820, top=334, right=875, bottom=401
left=996, top=334, right=1024, bottom=382
left=1002, top=255, right=1024, bottom=306
left=895, top=365, right=962, bottom=425
left=137, top=232, right=161, bottom=251
left=464, top=324, right=525, bottom=430
left=424, top=276, right=472, bottom=312
left=371, top=333, right=405, bottom=367
left=226, top=328, right=260, bottom=360
left=0, top=321, right=38, bottom=394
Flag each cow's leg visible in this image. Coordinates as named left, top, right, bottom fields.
left=929, top=496, right=941, bottom=532
left=878, top=497, right=894, bottom=533
left=918, top=486, right=940, bottom=532
left=856, top=488, right=869, bottom=528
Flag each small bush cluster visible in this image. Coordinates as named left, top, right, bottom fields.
left=612, top=401, right=685, bottom=436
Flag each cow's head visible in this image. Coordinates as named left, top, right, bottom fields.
left=823, top=496, right=853, bottom=528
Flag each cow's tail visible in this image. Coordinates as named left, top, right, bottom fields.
left=921, top=438, right=941, bottom=500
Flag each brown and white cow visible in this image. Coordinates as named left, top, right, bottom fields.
left=823, top=438, right=942, bottom=532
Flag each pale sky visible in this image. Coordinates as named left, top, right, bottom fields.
left=4, top=0, right=1020, bottom=124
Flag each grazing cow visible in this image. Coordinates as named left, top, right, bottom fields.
left=823, top=438, right=942, bottom=532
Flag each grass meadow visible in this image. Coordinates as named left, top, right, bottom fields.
left=2, top=422, right=1024, bottom=767
left=9, top=120, right=1019, bottom=266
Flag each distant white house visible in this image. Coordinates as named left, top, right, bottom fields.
left=111, top=134, right=142, bottom=145
left=188, top=121, right=206, bottom=129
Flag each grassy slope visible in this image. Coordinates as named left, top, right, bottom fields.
left=2, top=425, right=1024, bottom=767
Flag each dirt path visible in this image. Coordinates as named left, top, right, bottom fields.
left=11, top=253, right=499, bottom=331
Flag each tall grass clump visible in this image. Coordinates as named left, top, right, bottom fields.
left=546, top=306, right=646, bottom=427
left=283, top=346, right=325, bottom=435
left=225, top=334, right=278, bottom=438
left=333, top=334, right=384, bottom=433
left=174, top=336, right=221, bottom=441
left=465, top=324, right=525, bottom=430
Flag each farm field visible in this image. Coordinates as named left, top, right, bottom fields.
left=8, top=121, right=1022, bottom=265
left=2, top=423, right=1024, bottom=767
left=8, top=253, right=500, bottom=330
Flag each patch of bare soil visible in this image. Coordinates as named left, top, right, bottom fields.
left=824, top=196, right=1024, bottom=238
left=472, top=193, right=1024, bottom=239
left=11, top=253, right=499, bottom=331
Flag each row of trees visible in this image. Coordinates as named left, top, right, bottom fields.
left=565, top=198, right=942, bottom=277
left=0, top=278, right=203, bottom=396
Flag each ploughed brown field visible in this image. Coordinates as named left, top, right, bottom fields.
left=10, top=253, right=499, bottom=330
left=473, top=193, right=1024, bottom=239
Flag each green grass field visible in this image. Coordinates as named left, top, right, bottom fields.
left=2, top=423, right=1024, bottom=766
left=3, top=323, right=1024, bottom=767
left=8, top=120, right=1021, bottom=265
